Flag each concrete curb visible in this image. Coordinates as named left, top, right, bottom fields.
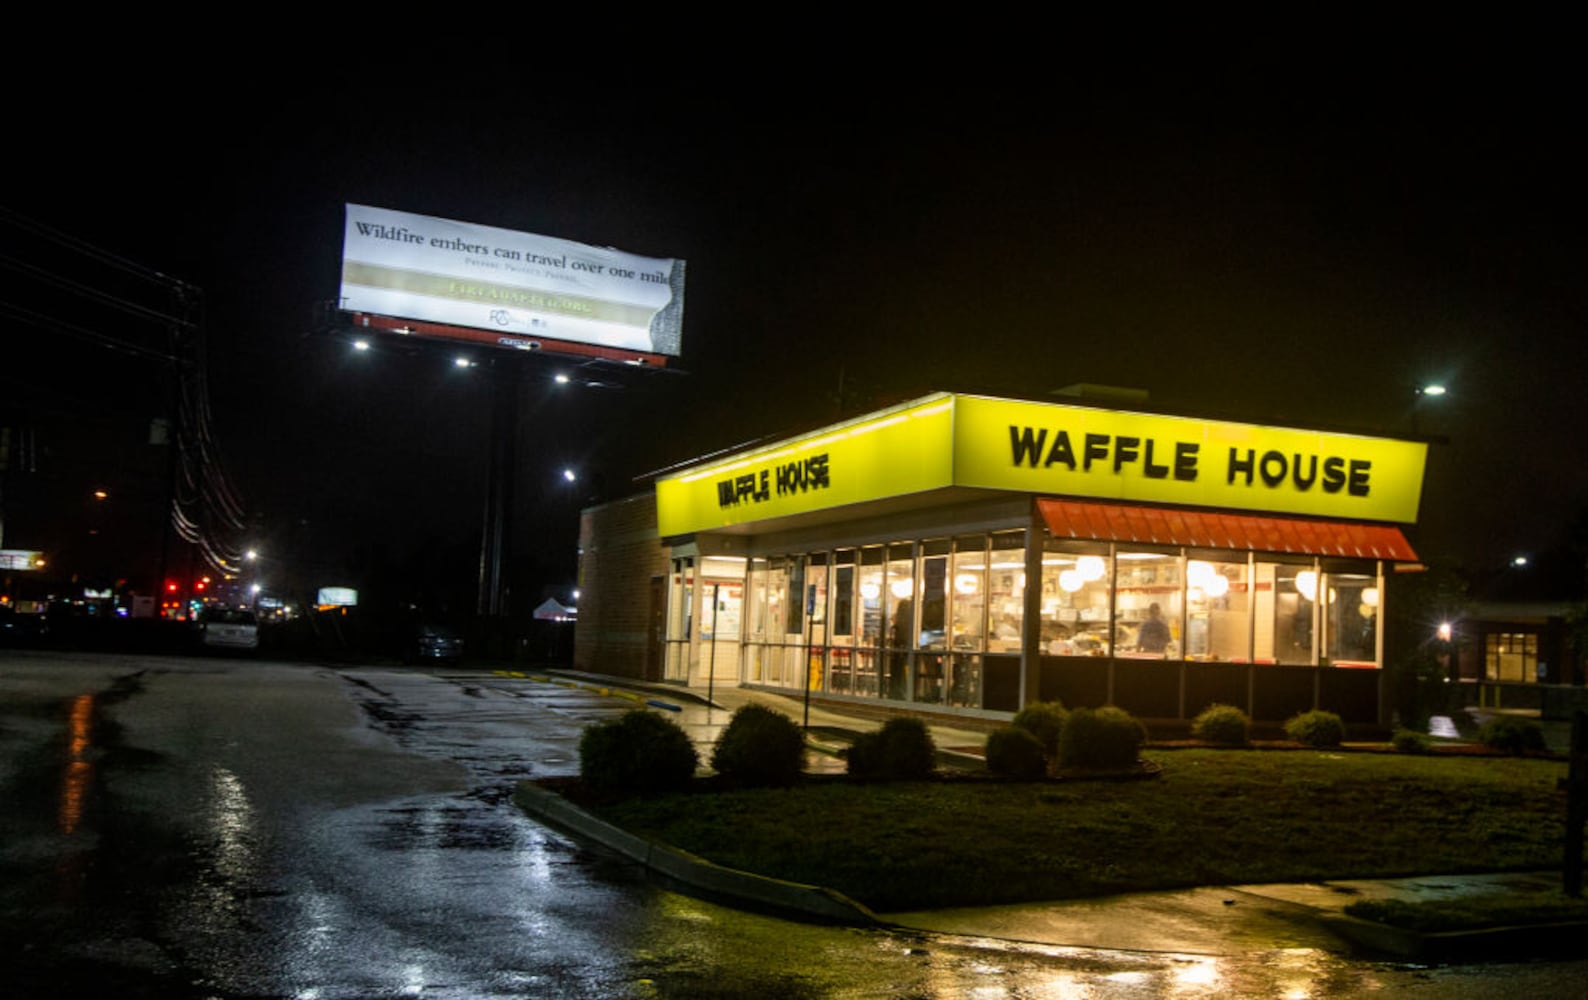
left=513, top=782, right=879, bottom=926
left=1317, top=912, right=1588, bottom=963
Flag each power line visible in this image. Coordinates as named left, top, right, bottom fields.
left=1, top=206, right=249, bottom=580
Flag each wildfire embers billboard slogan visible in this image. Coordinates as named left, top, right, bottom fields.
left=338, top=204, right=686, bottom=360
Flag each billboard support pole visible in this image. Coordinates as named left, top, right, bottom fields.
left=477, top=359, right=519, bottom=623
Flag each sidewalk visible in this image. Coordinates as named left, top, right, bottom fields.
left=535, top=667, right=996, bottom=769
left=512, top=666, right=1586, bottom=962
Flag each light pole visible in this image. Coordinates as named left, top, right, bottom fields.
left=245, top=549, right=259, bottom=610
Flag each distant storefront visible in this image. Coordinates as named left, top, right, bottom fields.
left=575, top=393, right=1429, bottom=725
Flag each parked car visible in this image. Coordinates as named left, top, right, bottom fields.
left=408, top=623, right=464, bottom=664
left=196, top=606, right=259, bottom=653
left=0, top=605, right=49, bottom=645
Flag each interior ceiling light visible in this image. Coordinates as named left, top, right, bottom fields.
left=1294, top=570, right=1318, bottom=602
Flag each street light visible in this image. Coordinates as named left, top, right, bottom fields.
left=245, top=549, right=260, bottom=609
left=1411, top=383, right=1450, bottom=434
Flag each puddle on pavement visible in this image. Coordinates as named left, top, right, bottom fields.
left=0, top=673, right=222, bottom=997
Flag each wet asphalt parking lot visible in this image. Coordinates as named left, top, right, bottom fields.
left=3, top=649, right=1587, bottom=999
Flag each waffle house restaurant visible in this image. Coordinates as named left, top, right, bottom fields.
left=608, top=392, right=1427, bottom=726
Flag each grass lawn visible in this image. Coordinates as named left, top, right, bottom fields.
left=590, top=748, right=1576, bottom=912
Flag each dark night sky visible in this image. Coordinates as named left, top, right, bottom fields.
left=5, top=43, right=1585, bottom=608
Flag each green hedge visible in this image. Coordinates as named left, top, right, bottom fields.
left=1011, top=700, right=1068, bottom=758
left=985, top=726, right=1047, bottom=780
left=710, top=703, right=806, bottom=787
left=1284, top=710, right=1345, bottom=748
left=848, top=717, right=937, bottom=780
left=1058, top=706, right=1146, bottom=770
left=579, top=709, right=699, bottom=796
left=1192, top=703, right=1251, bottom=746
left=1477, top=715, right=1548, bottom=755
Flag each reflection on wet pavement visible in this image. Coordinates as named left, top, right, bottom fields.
left=58, top=694, right=95, bottom=835
left=7, top=658, right=1588, bottom=998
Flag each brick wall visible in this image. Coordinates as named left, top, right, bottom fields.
left=573, top=492, right=670, bottom=680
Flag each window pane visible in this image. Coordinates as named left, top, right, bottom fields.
left=1325, top=572, right=1377, bottom=664
left=1041, top=544, right=1111, bottom=656
left=920, top=552, right=949, bottom=649
left=1187, top=558, right=1250, bottom=662
left=988, top=539, right=1026, bottom=653
left=784, top=559, right=804, bottom=635
left=1261, top=562, right=1316, bottom=665
left=884, top=548, right=914, bottom=700
left=833, top=565, right=855, bottom=636
left=950, top=541, right=986, bottom=652
left=1115, top=551, right=1180, bottom=658
left=858, top=553, right=884, bottom=647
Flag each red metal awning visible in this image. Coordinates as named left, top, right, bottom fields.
left=1036, top=499, right=1419, bottom=562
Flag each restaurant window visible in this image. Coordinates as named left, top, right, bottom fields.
left=1186, top=556, right=1250, bottom=662
left=1486, top=632, right=1538, bottom=683
left=1041, top=542, right=1111, bottom=656
left=804, top=552, right=829, bottom=693
left=744, top=557, right=769, bottom=683
left=764, top=556, right=798, bottom=687
left=664, top=557, right=694, bottom=682
left=946, top=535, right=987, bottom=708
left=916, top=539, right=951, bottom=703
left=833, top=550, right=857, bottom=636
left=1324, top=571, right=1378, bottom=666
left=1114, top=550, right=1181, bottom=659
left=855, top=547, right=885, bottom=696
left=883, top=542, right=914, bottom=700
left=829, top=550, right=857, bottom=695
left=950, top=535, right=987, bottom=652
left=1255, top=561, right=1316, bottom=665
left=987, top=532, right=1026, bottom=653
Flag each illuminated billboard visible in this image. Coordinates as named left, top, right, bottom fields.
left=339, top=204, right=685, bottom=359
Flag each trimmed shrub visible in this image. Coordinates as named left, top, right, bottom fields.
left=1392, top=728, right=1432, bottom=754
left=1284, top=710, right=1345, bottom=748
left=1057, top=705, right=1146, bottom=770
left=1011, top=700, right=1068, bottom=759
left=1192, top=703, right=1251, bottom=746
left=710, top=703, right=806, bottom=787
left=845, top=731, right=884, bottom=777
left=985, top=726, right=1048, bottom=780
left=579, top=709, right=699, bottom=796
left=847, top=717, right=938, bottom=780
left=1477, top=715, right=1548, bottom=755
